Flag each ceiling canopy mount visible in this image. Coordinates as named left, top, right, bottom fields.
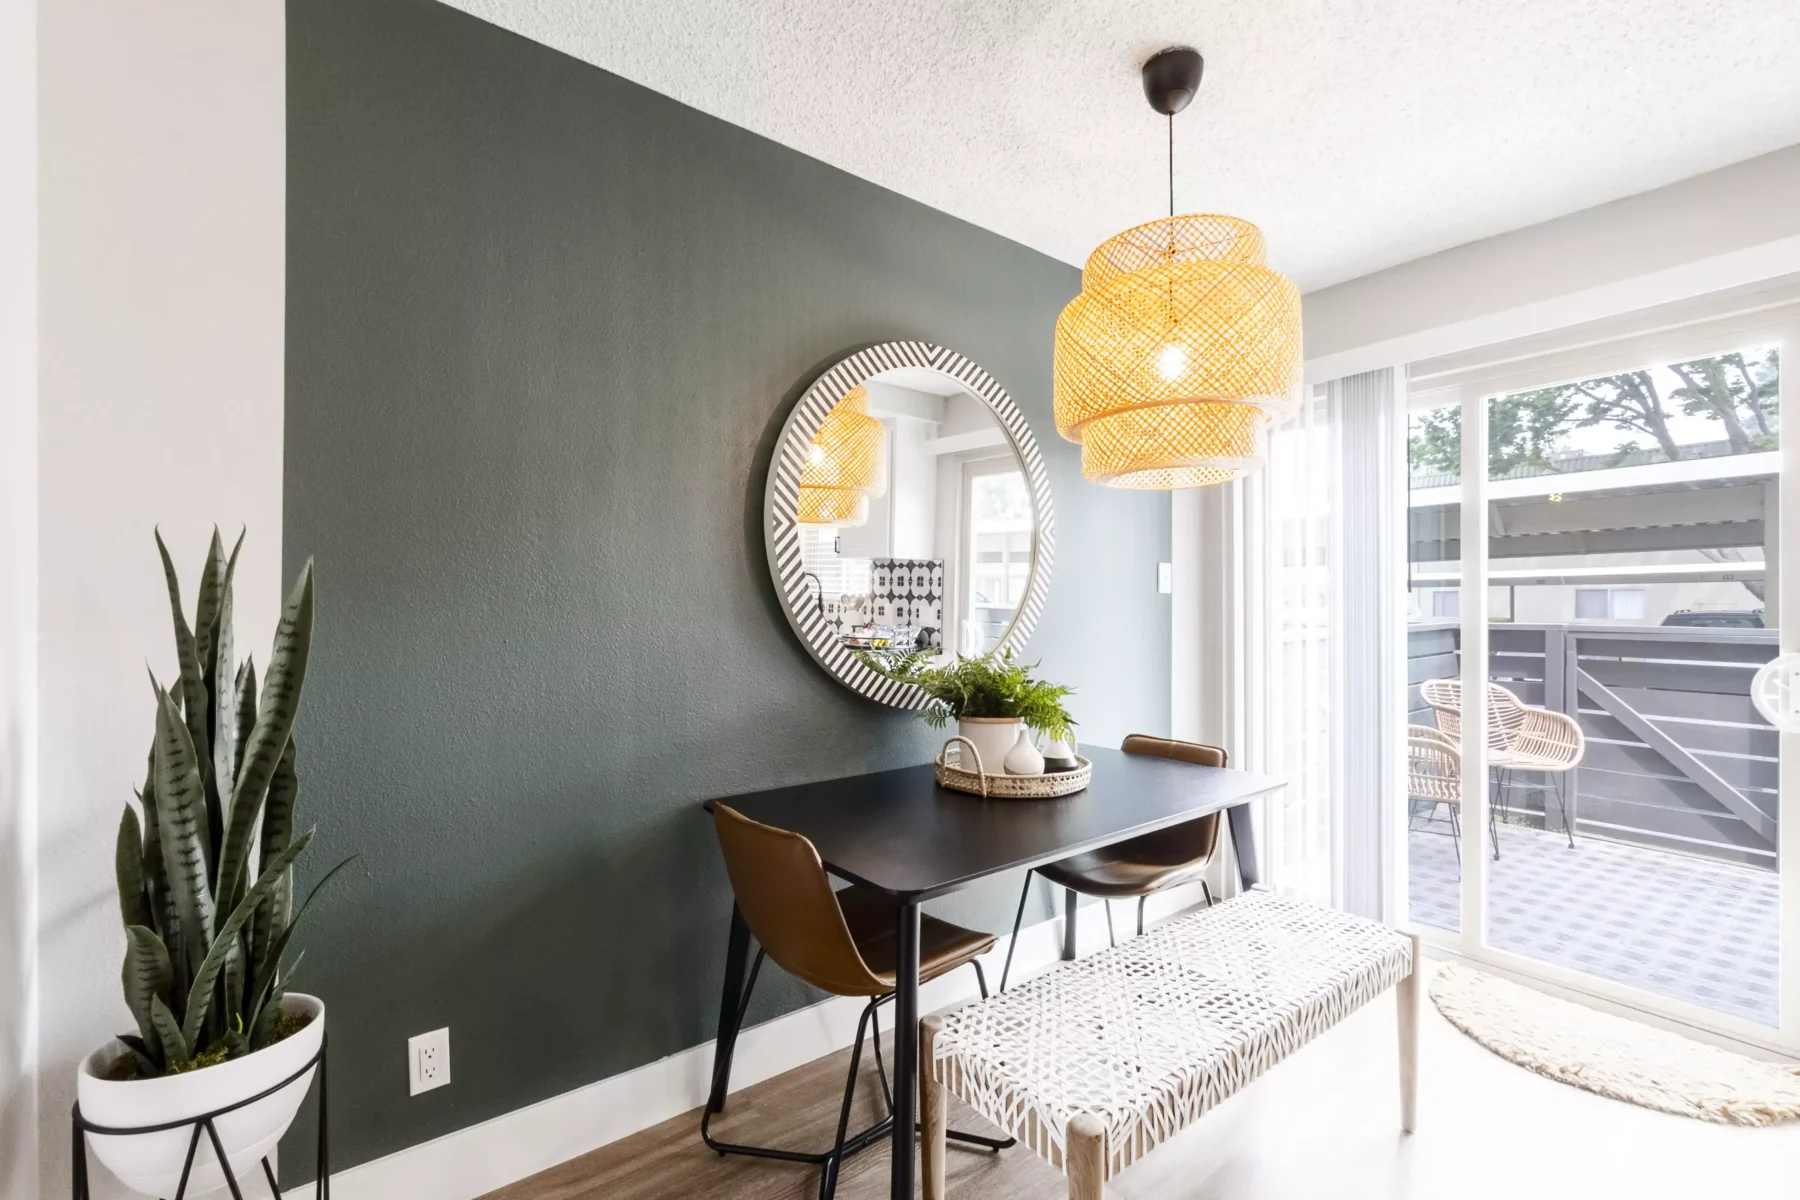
left=1141, top=46, right=1203, bottom=116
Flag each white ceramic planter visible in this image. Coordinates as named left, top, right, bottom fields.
left=956, top=717, right=1022, bottom=778
left=78, top=994, right=324, bottom=1198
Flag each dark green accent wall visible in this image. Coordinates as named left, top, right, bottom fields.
left=284, top=0, right=1170, bottom=1174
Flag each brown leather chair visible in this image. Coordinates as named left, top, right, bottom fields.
left=706, top=805, right=1004, bottom=1198
left=998, top=735, right=1226, bottom=991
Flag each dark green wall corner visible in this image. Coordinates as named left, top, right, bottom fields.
left=284, top=0, right=1170, bottom=1174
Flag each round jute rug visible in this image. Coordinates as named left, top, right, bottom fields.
left=1430, top=962, right=1800, bottom=1126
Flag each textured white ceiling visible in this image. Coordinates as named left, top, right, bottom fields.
left=440, top=0, right=1800, bottom=291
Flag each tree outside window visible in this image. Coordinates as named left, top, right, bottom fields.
left=1409, top=345, right=1780, bottom=478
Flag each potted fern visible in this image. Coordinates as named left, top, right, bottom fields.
left=76, top=531, right=348, bottom=1198
left=862, top=649, right=1075, bottom=774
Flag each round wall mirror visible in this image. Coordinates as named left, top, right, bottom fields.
left=764, top=341, right=1056, bottom=707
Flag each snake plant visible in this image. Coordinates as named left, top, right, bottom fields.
left=113, top=530, right=347, bottom=1077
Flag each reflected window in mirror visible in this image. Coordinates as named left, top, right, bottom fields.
left=963, top=462, right=1031, bottom=655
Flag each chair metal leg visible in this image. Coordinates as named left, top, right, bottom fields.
left=999, top=869, right=1033, bottom=992
left=1104, top=900, right=1116, bottom=948
left=702, top=956, right=893, bottom=1172
left=1137, top=894, right=1147, bottom=935
left=870, top=1006, right=893, bottom=1114
left=1556, top=771, right=1575, bottom=847
left=971, top=958, right=989, bottom=1000
left=1488, top=769, right=1502, bottom=861
left=1200, top=880, right=1215, bottom=908
left=869, top=985, right=1015, bottom=1154
left=740, top=950, right=766, bottom=1018
left=820, top=1003, right=876, bottom=1200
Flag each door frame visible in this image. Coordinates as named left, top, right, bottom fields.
left=1392, top=309, right=1800, bottom=1057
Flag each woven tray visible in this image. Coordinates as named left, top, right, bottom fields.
left=935, top=735, right=1092, bottom=799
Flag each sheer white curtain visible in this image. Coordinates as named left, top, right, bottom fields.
left=1243, top=387, right=1341, bottom=905
left=1240, top=369, right=1398, bottom=914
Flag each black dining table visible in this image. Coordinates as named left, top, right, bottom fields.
left=701, top=744, right=1283, bottom=1200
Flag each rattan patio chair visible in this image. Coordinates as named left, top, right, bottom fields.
left=1419, top=678, right=1585, bottom=848
left=1489, top=685, right=1584, bottom=846
left=1418, top=678, right=1518, bottom=754
left=1407, top=724, right=1463, bottom=867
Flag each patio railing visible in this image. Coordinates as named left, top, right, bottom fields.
left=1407, top=621, right=1779, bottom=869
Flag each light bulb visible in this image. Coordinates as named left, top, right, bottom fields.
left=1157, top=343, right=1187, bottom=381
left=807, top=444, right=826, bottom=467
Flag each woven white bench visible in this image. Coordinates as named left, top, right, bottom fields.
left=921, top=890, right=1420, bottom=1199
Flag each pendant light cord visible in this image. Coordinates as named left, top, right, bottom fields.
left=1167, top=113, right=1175, bottom=218
left=1164, top=112, right=1177, bottom=331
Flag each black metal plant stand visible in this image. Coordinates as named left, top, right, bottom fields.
left=71, top=1034, right=329, bottom=1200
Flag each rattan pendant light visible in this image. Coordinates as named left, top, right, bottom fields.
left=797, top=385, right=885, bottom=526
left=1054, top=47, right=1302, bottom=489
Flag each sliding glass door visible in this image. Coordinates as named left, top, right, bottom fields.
left=1397, top=303, right=1800, bottom=1052
left=1405, top=397, right=1463, bottom=934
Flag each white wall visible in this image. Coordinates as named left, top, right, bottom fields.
left=1303, top=145, right=1800, bottom=382
left=1, top=0, right=41, bottom=1195
left=887, top=416, right=937, bottom=559
left=940, top=392, right=994, bottom=436
left=36, top=1, right=285, bottom=1194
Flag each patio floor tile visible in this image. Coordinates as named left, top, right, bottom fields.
left=1408, top=821, right=1778, bottom=1026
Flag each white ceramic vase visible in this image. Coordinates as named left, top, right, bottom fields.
left=78, top=994, right=325, bottom=1197
left=956, top=716, right=1021, bottom=777
left=1003, top=729, right=1046, bottom=776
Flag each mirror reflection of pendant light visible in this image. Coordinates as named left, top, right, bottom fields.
left=797, top=386, right=886, bottom=526
left=1054, top=47, right=1302, bottom=489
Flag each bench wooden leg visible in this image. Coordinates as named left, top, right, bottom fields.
left=1066, top=1113, right=1106, bottom=1200
left=922, top=1015, right=947, bottom=1200
left=1398, top=932, right=1421, bottom=1133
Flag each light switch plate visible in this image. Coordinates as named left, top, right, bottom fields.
left=1157, top=562, right=1173, bottom=594
left=409, top=1027, right=451, bottom=1096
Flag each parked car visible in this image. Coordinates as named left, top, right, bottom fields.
left=1661, top=609, right=1766, bottom=628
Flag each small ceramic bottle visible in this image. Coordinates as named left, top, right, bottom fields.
left=1004, top=728, right=1046, bottom=776
left=1041, top=737, right=1079, bottom=773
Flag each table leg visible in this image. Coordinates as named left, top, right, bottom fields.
left=706, top=905, right=752, bottom=1115
left=890, top=900, right=921, bottom=1200
left=1062, top=887, right=1078, bottom=960
left=1226, top=800, right=1262, bottom=889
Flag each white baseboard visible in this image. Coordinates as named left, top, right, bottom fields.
left=296, top=883, right=1210, bottom=1200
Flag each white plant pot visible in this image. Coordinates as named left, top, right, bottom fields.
left=956, top=717, right=1022, bottom=778
left=77, top=994, right=324, bottom=1198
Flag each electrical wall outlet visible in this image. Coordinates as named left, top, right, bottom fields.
left=409, top=1027, right=451, bottom=1096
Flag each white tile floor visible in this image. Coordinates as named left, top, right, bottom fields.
left=1095, top=959, right=1800, bottom=1200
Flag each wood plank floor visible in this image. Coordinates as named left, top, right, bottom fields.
left=486, top=961, right=1800, bottom=1200
left=480, top=1034, right=1061, bottom=1200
